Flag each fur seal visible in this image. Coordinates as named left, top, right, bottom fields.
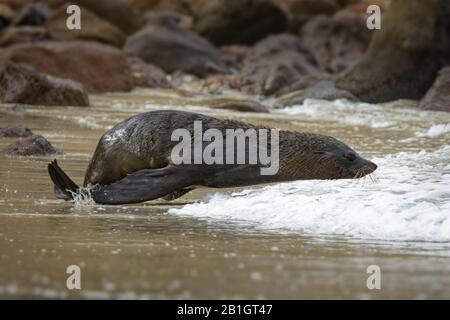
left=48, top=110, right=377, bottom=205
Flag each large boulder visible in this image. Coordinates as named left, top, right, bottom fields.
left=336, top=0, right=450, bottom=103
left=0, top=41, right=135, bottom=93
left=0, top=62, right=90, bottom=106
left=300, top=11, right=372, bottom=74
left=48, top=5, right=126, bottom=47
left=1, top=134, right=61, bottom=156
left=0, top=125, right=33, bottom=138
left=192, top=0, right=287, bottom=46
left=11, top=1, right=50, bottom=26
left=419, top=66, right=450, bottom=112
left=0, top=26, right=49, bottom=46
left=124, top=17, right=227, bottom=77
left=234, top=34, right=320, bottom=96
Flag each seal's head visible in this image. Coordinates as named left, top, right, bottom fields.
left=291, top=133, right=377, bottom=180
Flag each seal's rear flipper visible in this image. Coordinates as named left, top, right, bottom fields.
left=48, top=160, right=79, bottom=200
left=92, top=166, right=201, bottom=205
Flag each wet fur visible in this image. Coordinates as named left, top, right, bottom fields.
left=48, top=110, right=377, bottom=205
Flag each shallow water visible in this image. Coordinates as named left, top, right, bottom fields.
left=1, top=88, right=450, bottom=299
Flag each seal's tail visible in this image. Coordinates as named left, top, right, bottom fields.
left=48, top=160, right=79, bottom=200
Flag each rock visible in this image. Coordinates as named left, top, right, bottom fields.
left=419, top=66, right=450, bottom=112
left=168, top=70, right=199, bottom=88
left=336, top=0, right=450, bottom=103
left=135, top=0, right=192, bottom=13
left=124, top=18, right=227, bottom=77
left=235, top=34, right=320, bottom=96
left=7, top=104, right=27, bottom=116
left=0, top=125, right=32, bottom=138
left=193, top=0, right=287, bottom=46
left=0, top=62, right=90, bottom=106
left=1, top=134, right=61, bottom=156
left=0, top=4, right=15, bottom=28
left=300, top=12, right=372, bottom=74
left=143, top=10, right=193, bottom=30
left=0, top=41, right=135, bottom=93
left=70, top=0, right=143, bottom=34
left=12, top=2, right=50, bottom=26
left=278, top=0, right=340, bottom=31
left=48, top=5, right=126, bottom=47
left=0, top=26, right=49, bottom=46
left=209, top=100, right=269, bottom=113
left=219, top=45, right=251, bottom=71
left=126, top=56, right=172, bottom=89
left=275, top=79, right=356, bottom=107
left=336, top=0, right=386, bottom=17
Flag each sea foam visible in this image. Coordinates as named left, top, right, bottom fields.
left=169, top=146, right=450, bottom=242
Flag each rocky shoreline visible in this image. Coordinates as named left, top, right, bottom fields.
left=1, top=0, right=449, bottom=156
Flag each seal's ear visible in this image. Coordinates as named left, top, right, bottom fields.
left=92, top=166, right=201, bottom=205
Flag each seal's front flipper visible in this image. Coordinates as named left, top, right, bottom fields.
left=92, top=166, right=201, bottom=205
left=162, top=188, right=193, bottom=201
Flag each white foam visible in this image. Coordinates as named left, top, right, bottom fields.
left=70, top=184, right=97, bottom=207
left=277, top=99, right=450, bottom=132
left=278, top=99, right=397, bottom=128
left=169, top=146, right=450, bottom=242
left=416, top=123, right=450, bottom=138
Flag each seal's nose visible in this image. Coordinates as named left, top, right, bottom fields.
left=368, top=160, right=377, bottom=172
left=360, top=160, right=377, bottom=176
left=352, top=159, right=377, bottom=179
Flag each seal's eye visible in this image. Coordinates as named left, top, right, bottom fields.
left=345, top=153, right=357, bottom=162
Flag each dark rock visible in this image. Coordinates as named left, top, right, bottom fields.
left=300, top=12, right=372, bottom=74
left=12, top=2, right=50, bottom=26
left=275, top=79, right=356, bottom=107
left=235, top=34, right=320, bottom=96
left=219, top=45, right=251, bottom=71
left=7, top=104, right=27, bottom=116
left=48, top=5, right=126, bottom=47
left=0, top=4, right=15, bottom=28
left=193, top=0, right=287, bottom=46
left=0, top=26, right=49, bottom=46
left=70, top=0, right=143, bottom=34
left=278, top=0, right=340, bottom=31
left=168, top=70, right=199, bottom=88
left=126, top=56, right=172, bottom=89
left=0, top=125, right=32, bottom=138
left=0, top=62, right=90, bottom=106
left=2, top=134, right=61, bottom=156
left=336, top=0, right=450, bottom=103
left=419, top=66, right=450, bottom=112
left=0, top=41, right=135, bottom=93
left=210, top=100, right=269, bottom=113
left=124, top=19, right=227, bottom=77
